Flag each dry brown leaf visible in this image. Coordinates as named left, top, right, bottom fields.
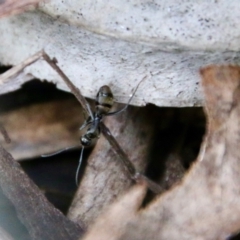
left=0, top=0, right=41, bottom=18
left=81, top=65, right=240, bottom=240
left=0, top=97, right=83, bottom=160
left=82, top=184, right=147, bottom=240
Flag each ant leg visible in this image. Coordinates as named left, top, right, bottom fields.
left=41, top=145, right=78, bottom=157
left=106, top=76, right=146, bottom=116
left=79, top=121, right=92, bottom=131
left=86, top=101, right=94, bottom=121
left=75, top=146, right=84, bottom=186
left=79, top=106, right=94, bottom=130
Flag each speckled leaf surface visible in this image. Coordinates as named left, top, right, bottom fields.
left=1, top=1, right=240, bottom=106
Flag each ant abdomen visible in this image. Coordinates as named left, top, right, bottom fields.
left=96, top=85, right=114, bottom=115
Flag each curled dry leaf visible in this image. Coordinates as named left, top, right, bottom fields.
left=82, top=65, right=240, bottom=240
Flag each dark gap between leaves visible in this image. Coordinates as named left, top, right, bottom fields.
left=0, top=78, right=206, bottom=238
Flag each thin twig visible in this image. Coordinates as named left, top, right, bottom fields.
left=101, top=123, right=163, bottom=194
left=41, top=51, right=90, bottom=116
left=0, top=51, right=42, bottom=85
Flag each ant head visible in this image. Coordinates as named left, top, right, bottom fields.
left=96, top=85, right=114, bottom=115
left=80, top=136, right=92, bottom=147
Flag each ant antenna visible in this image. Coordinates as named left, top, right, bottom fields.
left=41, top=145, right=78, bottom=157
left=75, top=146, right=84, bottom=186
left=79, top=120, right=93, bottom=131
left=106, top=76, right=146, bottom=116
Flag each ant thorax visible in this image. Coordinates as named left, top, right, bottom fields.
left=80, top=114, right=101, bottom=147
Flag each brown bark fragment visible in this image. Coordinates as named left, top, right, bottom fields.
left=83, top=184, right=147, bottom=240
left=0, top=144, right=84, bottom=240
